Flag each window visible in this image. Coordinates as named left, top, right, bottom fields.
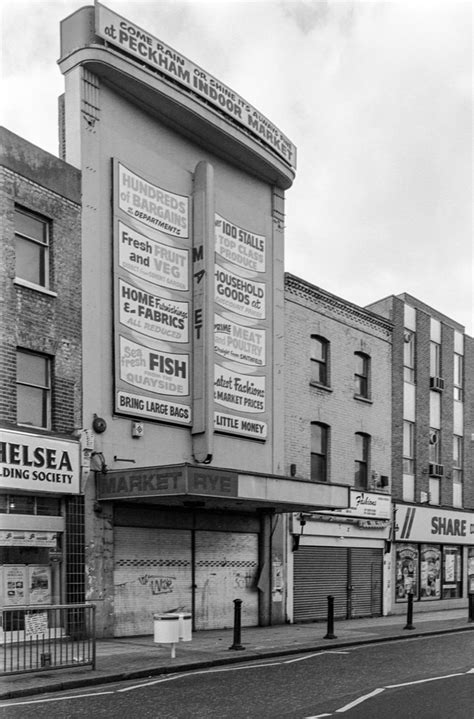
left=16, top=349, right=51, bottom=428
left=420, top=545, right=441, bottom=600
left=403, top=421, right=415, bottom=474
left=354, top=352, right=370, bottom=398
left=310, top=423, right=329, bottom=482
left=453, top=436, right=463, bottom=485
left=310, top=336, right=329, bottom=386
left=430, top=341, right=441, bottom=377
left=454, top=353, right=463, bottom=401
left=15, top=207, right=50, bottom=288
left=354, top=433, right=370, bottom=489
left=442, top=545, right=462, bottom=598
left=403, top=331, right=415, bottom=382
left=429, top=428, right=440, bottom=464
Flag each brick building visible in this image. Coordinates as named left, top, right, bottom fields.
left=0, top=127, right=83, bottom=635
left=367, top=293, right=474, bottom=612
left=284, top=274, right=393, bottom=621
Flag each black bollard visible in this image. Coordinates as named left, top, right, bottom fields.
left=229, top=598, right=245, bottom=650
left=324, top=595, right=337, bottom=639
left=468, top=594, right=474, bottom=623
left=404, top=592, right=415, bottom=630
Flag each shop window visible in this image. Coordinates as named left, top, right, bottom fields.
left=442, top=546, right=462, bottom=598
left=403, top=421, right=415, bottom=475
left=395, top=544, right=419, bottom=601
left=354, top=352, right=370, bottom=398
left=420, top=544, right=441, bottom=600
left=0, top=494, right=61, bottom=516
left=354, top=432, right=370, bottom=489
left=403, top=331, right=415, bottom=383
left=15, top=206, right=50, bottom=288
left=310, top=422, right=329, bottom=482
left=36, top=495, right=61, bottom=516
left=16, top=349, right=51, bottom=429
left=8, top=494, right=35, bottom=514
left=310, top=336, right=329, bottom=386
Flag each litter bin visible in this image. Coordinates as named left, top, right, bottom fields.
left=176, top=612, right=192, bottom=642
left=153, top=614, right=180, bottom=645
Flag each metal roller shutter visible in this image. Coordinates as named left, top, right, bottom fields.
left=293, top=547, right=348, bottom=622
left=350, top=548, right=382, bottom=618
left=195, top=531, right=259, bottom=630
left=114, top=527, right=192, bottom=636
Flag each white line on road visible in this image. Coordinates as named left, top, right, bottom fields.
left=285, top=651, right=349, bottom=664
left=303, top=713, right=332, bottom=718
left=0, top=691, right=114, bottom=708
left=336, top=687, right=385, bottom=712
left=385, top=671, right=467, bottom=688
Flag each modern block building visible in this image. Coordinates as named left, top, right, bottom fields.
left=367, top=293, right=474, bottom=613
left=0, top=127, right=82, bottom=638
left=284, top=275, right=393, bottom=621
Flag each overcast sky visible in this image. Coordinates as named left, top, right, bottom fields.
left=2, top=0, right=472, bottom=333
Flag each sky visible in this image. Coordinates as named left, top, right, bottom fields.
left=1, top=0, right=472, bottom=333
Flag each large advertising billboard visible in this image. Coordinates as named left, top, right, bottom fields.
left=213, top=213, right=269, bottom=440
left=113, top=161, right=192, bottom=425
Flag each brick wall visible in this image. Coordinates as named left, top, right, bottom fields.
left=284, top=274, right=393, bottom=488
left=0, top=132, right=82, bottom=435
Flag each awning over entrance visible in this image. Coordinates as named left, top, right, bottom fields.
left=96, top=463, right=350, bottom=513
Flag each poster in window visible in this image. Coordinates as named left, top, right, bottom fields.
left=28, top=566, right=52, bottom=605
left=3, top=565, right=28, bottom=606
left=420, top=545, right=441, bottom=600
left=395, top=544, right=418, bottom=601
left=468, top=547, right=474, bottom=593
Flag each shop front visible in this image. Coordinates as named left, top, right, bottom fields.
left=393, top=503, right=474, bottom=613
left=0, top=429, right=80, bottom=640
left=96, top=464, right=349, bottom=636
left=290, top=490, right=392, bottom=622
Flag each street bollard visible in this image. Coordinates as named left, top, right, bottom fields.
left=468, top=594, right=474, bottom=623
left=404, top=592, right=415, bottom=630
left=229, top=598, right=245, bottom=650
left=324, top=595, right=337, bottom=639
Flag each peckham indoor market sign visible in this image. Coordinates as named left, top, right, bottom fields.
left=95, top=3, right=297, bottom=169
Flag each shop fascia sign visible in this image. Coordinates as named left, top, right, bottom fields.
left=395, top=503, right=474, bottom=544
left=0, top=429, right=80, bottom=494
left=312, top=489, right=391, bottom=520
left=95, top=3, right=296, bottom=169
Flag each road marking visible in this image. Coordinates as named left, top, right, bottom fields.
left=336, top=687, right=385, bottom=712
left=118, top=661, right=283, bottom=692
left=386, top=671, right=466, bottom=688
left=303, top=714, right=332, bottom=718
left=0, top=691, right=114, bottom=708
left=285, top=651, right=349, bottom=664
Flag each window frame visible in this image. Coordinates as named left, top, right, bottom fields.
left=310, top=422, right=329, bottom=482
left=453, top=435, right=463, bottom=485
left=14, top=206, right=50, bottom=289
left=430, top=341, right=441, bottom=378
left=403, top=421, right=415, bottom=475
left=310, top=335, right=329, bottom=387
left=16, top=348, right=52, bottom=429
left=428, top=428, right=441, bottom=465
left=403, top=331, right=415, bottom=383
left=354, top=351, right=370, bottom=399
left=354, top=432, right=370, bottom=489
left=453, top=353, right=463, bottom=401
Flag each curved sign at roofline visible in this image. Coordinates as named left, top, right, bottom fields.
left=95, top=2, right=296, bottom=169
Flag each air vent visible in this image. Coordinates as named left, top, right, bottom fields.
left=430, top=376, right=445, bottom=392
left=429, top=463, right=444, bottom=477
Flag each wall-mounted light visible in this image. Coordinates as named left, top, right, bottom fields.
left=290, top=464, right=297, bottom=477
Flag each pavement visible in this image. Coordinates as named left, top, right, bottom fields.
left=1, top=608, right=473, bottom=701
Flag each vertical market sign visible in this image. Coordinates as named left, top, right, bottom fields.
left=214, top=214, right=268, bottom=439
left=114, top=161, right=192, bottom=425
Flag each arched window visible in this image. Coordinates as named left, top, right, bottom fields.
left=311, top=422, right=329, bottom=482
left=354, top=433, right=370, bottom=489
left=310, top=336, right=329, bottom=386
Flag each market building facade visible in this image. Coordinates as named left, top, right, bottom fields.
left=0, top=128, right=82, bottom=640
left=57, top=4, right=348, bottom=637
